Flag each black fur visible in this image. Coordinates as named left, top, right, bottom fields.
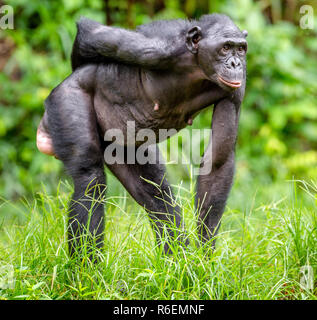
left=41, top=14, right=248, bottom=257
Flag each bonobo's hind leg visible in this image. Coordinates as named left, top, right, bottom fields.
left=45, top=72, right=105, bottom=258
left=106, top=145, right=188, bottom=253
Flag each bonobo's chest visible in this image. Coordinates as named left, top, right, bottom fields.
left=94, top=63, right=226, bottom=141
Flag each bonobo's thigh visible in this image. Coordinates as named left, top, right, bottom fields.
left=45, top=70, right=105, bottom=256
left=106, top=145, right=187, bottom=252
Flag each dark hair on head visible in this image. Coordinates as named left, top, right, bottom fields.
left=197, top=14, right=235, bottom=31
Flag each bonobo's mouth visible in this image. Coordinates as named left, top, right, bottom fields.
left=217, top=75, right=242, bottom=88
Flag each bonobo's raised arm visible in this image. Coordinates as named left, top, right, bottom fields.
left=71, top=17, right=185, bottom=70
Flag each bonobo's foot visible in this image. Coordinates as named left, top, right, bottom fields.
left=36, top=125, right=55, bottom=157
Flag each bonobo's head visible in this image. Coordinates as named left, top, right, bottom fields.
left=186, top=14, right=248, bottom=90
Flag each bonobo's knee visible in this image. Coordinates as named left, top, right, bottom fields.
left=211, top=149, right=235, bottom=171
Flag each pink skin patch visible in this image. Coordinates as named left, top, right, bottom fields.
left=154, top=103, right=159, bottom=111
left=36, top=127, right=55, bottom=156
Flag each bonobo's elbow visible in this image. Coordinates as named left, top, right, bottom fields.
left=72, top=17, right=101, bottom=70
left=76, top=16, right=101, bottom=34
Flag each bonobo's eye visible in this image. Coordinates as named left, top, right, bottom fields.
left=238, top=45, right=246, bottom=54
left=222, top=44, right=230, bottom=54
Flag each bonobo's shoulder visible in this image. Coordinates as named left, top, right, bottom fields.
left=72, top=64, right=98, bottom=91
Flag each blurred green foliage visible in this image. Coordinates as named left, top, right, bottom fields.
left=0, top=0, right=316, bottom=200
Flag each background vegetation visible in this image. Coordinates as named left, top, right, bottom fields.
left=0, top=0, right=316, bottom=201
left=0, top=0, right=316, bottom=300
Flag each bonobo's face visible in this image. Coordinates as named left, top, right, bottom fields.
left=186, top=23, right=248, bottom=91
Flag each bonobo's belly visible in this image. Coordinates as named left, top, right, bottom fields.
left=93, top=63, right=216, bottom=145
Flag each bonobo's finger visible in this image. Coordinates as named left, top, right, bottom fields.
left=36, top=126, right=56, bottom=157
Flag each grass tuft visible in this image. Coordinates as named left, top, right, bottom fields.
left=0, top=179, right=316, bottom=300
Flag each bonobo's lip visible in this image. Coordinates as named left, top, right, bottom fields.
left=217, top=75, right=242, bottom=88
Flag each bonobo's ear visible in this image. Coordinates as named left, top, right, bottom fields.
left=186, top=26, right=202, bottom=54
left=242, top=30, right=248, bottom=38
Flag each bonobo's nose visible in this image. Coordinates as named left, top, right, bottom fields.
left=227, top=57, right=241, bottom=69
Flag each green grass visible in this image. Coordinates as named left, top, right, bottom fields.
left=0, top=178, right=316, bottom=300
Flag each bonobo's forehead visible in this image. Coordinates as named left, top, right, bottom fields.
left=206, top=23, right=243, bottom=40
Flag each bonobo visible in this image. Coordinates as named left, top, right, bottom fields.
left=37, top=14, right=248, bottom=256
